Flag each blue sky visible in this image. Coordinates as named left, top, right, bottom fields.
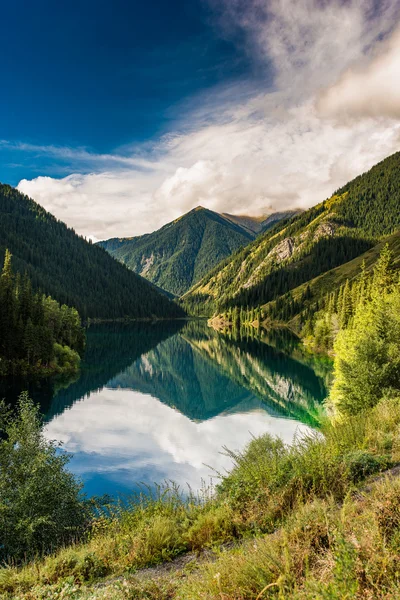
left=0, top=0, right=254, bottom=184
left=3, top=0, right=400, bottom=239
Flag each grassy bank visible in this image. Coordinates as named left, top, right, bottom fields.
left=2, top=392, right=400, bottom=599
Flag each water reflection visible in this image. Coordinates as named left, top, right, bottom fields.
left=5, top=321, right=330, bottom=497
left=45, top=388, right=308, bottom=497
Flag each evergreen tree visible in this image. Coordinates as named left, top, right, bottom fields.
left=0, top=184, right=183, bottom=319
left=339, top=280, right=352, bottom=329
left=0, top=251, right=85, bottom=376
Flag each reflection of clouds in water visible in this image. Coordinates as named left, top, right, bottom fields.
left=44, top=388, right=312, bottom=493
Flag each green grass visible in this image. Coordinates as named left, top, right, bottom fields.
left=179, top=477, right=400, bottom=599
left=3, top=393, right=400, bottom=599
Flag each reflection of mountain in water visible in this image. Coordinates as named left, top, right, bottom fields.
left=44, top=321, right=328, bottom=426
left=106, top=322, right=327, bottom=426
left=255, top=327, right=333, bottom=391
left=107, top=334, right=254, bottom=421
left=1, top=323, right=183, bottom=416
left=182, top=323, right=327, bottom=425
left=46, top=321, right=183, bottom=420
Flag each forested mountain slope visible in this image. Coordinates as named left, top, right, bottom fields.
left=182, top=152, right=400, bottom=316
left=264, top=229, right=400, bottom=331
left=98, top=206, right=255, bottom=296
left=0, top=184, right=183, bottom=319
left=99, top=207, right=300, bottom=297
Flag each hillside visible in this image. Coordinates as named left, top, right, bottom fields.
left=0, top=184, right=184, bottom=320
left=269, top=229, right=400, bottom=332
left=98, top=207, right=299, bottom=296
left=182, top=152, right=400, bottom=316
left=98, top=206, right=255, bottom=296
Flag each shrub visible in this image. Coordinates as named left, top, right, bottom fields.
left=185, top=504, right=237, bottom=550
left=53, top=342, right=81, bottom=372
left=0, top=393, right=88, bottom=562
left=135, top=515, right=187, bottom=566
left=343, top=450, right=389, bottom=483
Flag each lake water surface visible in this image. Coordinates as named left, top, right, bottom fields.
left=1, top=322, right=330, bottom=498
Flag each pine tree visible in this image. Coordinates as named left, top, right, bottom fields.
left=339, top=280, right=352, bottom=329
left=0, top=250, right=16, bottom=357
left=372, top=244, right=394, bottom=294
left=0, top=250, right=85, bottom=374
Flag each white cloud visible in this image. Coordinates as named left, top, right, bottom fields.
left=16, top=0, right=400, bottom=239
left=318, top=26, right=400, bottom=121
left=215, top=0, right=399, bottom=96
left=44, top=387, right=310, bottom=491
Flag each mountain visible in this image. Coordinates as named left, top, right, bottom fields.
left=222, top=210, right=302, bottom=236
left=182, top=151, right=400, bottom=316
left=0, top=184, right=184, bottom=320
left=98, top=206, right=254, bottom=296
left=277, top=229, right=400, bottom=332
left=43, top=322, right=184, bottom=420
left=98, top=207, right=297, bottom=296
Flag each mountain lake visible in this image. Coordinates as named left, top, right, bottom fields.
left=1, top=321, right=331, bottom=498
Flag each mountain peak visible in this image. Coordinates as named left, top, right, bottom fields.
left=99, top=205, right=300, bottom=296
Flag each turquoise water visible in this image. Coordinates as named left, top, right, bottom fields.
left=2, top=321, right=329, bottom=498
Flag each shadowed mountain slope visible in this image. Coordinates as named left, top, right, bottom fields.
left=0, top=183, right=183, bottom=319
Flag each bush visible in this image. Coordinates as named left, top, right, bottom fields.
left=0, top=393, right=88, bottom=562
left=53, top=342, right=81, bottom=373
left=133, top=515, right=186, bottom=566
left=185, top=504, right=236, bottom=550
left=343, top=450, right=389, bottom=483
left=42, top=549, right=109, bottom=584
left=217, top=396, right=400, bottom=533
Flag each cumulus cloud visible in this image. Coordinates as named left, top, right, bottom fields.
left=16, top=0, right=400, bottom=239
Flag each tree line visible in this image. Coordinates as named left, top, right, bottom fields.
left=302, top=245, right=400, bottom=416
left=0, top=250, right=85, bottom=376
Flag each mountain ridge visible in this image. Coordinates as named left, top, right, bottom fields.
left=182, top=151, right=400, bottom=316
left=0, top=184, right=183, bottom=320
left=222, top=209, right=303, bottom=235
left=98, top=206, right=299, bottom=296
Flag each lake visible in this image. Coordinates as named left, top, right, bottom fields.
left=0, top=321, right=330, bottom=498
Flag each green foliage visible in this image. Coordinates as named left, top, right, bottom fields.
left=327, top=247, right=400, bottom=416
left=217, top=393, right=400, bottom=529
left=99, top=207, right=255, bottom=296
left=184, top=503, right=236, bottom=550
left=335, top=150, right=400, bottom=236
left=4, top=395, right=400, bottom=598
left=342, top=450, right=387, bottom=483
left=330, top=286, right=400, bottom=415
left=0, top=183, right=183, bottom=319
left=302, top=240, right=399, bottom=350
left=0, top=252, right=84, bottom=376
left=53, top=343, right=81, bottom=373
left=0, top=393, right=87, bottom=562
